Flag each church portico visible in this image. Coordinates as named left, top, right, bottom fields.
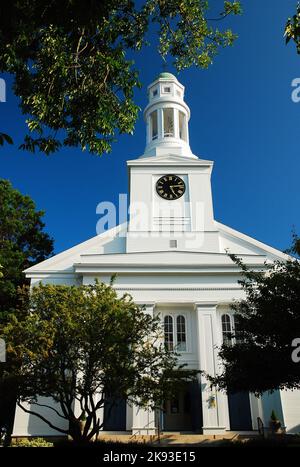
left=13, top=72, right=300, bottom=438
left=127, top=301, right=230, bottom=435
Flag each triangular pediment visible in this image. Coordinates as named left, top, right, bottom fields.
left=216, top=221, right=289, bottom=261
left=24, top=223, right=127, bottom=274
left=24, top=219, right=290, bottom=276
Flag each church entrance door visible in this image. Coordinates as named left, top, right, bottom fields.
left=162, top=381, right=202, bottom=432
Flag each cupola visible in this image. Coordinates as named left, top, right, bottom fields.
left=142, top=72, right=195, bottom=158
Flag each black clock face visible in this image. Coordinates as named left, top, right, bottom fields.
left=156, top=175, right=186, bottom=200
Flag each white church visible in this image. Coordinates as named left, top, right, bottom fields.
left=13, top=72, right=300, bottom=437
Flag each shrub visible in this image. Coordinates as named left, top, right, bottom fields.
left=11, top=437, right=53, bottom=447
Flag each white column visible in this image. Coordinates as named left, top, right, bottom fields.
left=131, top=303, right=157, bottom=435
left=185, top=112, right=190, bottom=146
left=146, top=115, right=151, bottom=144
left=158, top=108, right=163, bottom=140
left=196, top=303, right=227, bottom=435
left=173, top=108, right=179, bottom=139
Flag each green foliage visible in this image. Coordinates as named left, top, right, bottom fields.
left=2, top=280, right=197, bottom=443
left=157, top=0, right=242, bottom=70
left=0, top=1, right=241, bottom=155
left=210, top=236, right=300, bottom=395
left=0, top=180, right=53, bottom=439
left=0, top=179, right=53, bottom=321
left=270, top=410, right=278, bottom=421
left=285, top=3, right=300, bottom=53
left=11, top=437, right=53, bottom=447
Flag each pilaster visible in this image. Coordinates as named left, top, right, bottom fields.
left=131, top=303, right=157, bottom=435
left=196, top=303, right=227, bottom=435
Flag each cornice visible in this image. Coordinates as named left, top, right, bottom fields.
left=73, top=263, right=266, bottom=275
left=127, top=157, right=213, bottom=167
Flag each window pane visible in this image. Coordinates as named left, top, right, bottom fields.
left=176, top=315, right=186, bottom=351
left=179, top=111, right=187, bottom=141
left=164, top=315, right=174, bottom=351
left=163, top=108, right=174, bottom=137
left=221, top=314, right=232, bottom=346
left=151, top=111, right=158, bottom=140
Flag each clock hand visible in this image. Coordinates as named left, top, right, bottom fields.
left=169, top=185, right=184, bottom=196
left=170, top=186, right=176, bottom=196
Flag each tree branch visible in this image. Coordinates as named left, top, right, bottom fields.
left=27, top=401, right=66, bottom=420
left=75, top=28, right=85, bottom=82
left=18, top=402, right=69, bottom=435
left=206, top=12, right=231, bottom=21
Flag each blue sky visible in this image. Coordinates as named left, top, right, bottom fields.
left=1, top=0, right=300, bottom=254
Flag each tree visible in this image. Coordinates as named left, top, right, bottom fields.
left=210, top=237, right=300, bottom=395
left=0, top=1, right=242, bottom=155
left=0, top=179, right=53, bottom=322
left=0, top=179, right=53, bottom=439
left=285, top=4, right=300, bottom=53
left=2, top=281, right=197, bottom=443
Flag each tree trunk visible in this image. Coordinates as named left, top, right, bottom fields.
left=69, top=418, right=87, bottom=444
left=0, top=383, right=17, bottom=447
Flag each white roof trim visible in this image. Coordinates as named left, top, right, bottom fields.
left=24, top=219, right=291, bottom=277
left=24, top=222, right=127, bottom=273
left=216, top=221, right=290, bottom=261
left=127, top=154, right=213, bottom=166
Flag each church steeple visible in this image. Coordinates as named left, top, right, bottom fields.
left=142, top=72, right=196, bottom=158
left=126, top=72, right=218, bottom=254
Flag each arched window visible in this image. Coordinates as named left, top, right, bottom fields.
left=150, top=110, right=158, bottom=140
left=221, top=314, right=233, bottom=346
left=164, top=315, right=174, bottom=351
left=176, top=315, right=186, bottom=351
